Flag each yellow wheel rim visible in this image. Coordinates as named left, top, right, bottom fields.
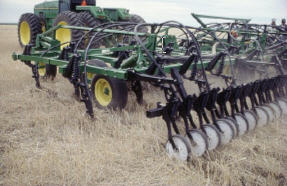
left=20, top=21, right=31, bottom=45
left=38, top=62, right=46, bottom=76
left=95, top=78, right=112, bottom=106
left=87, top=72, right=94, bottom=80
left=55, top=21, right=71, bottom=49
left=41, top=24, right=46, bottom=33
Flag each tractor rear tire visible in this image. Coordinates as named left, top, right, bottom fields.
left=18, top=13, right=42, bottom=47
left=129, top=14, right=148, bottom=33
left=122, top=14, right=147, bottom=44
left=87, top=59, right=108, bottom=80
left=53, top=11, right=85, bottom=49
left=79, top=11, right=103, bottom=48
left=91, top=74, right=128, bottom=109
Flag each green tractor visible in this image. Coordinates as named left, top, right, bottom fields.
left=18, top=0, right=146, bottom=48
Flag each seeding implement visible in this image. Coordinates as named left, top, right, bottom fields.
left=12, top=12, right=287, bottom=161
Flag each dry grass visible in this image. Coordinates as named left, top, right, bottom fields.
left=0, top=25, right=287, bottom=185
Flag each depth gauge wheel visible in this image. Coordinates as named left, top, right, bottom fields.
left=91, top=75, right=128, bottom=109
left=87, top=59, right=108, bottom=80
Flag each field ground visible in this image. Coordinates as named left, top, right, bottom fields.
left=0, top=25, right=287, bottom=185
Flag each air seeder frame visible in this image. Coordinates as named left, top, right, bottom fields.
left=12, top=19, right=287, bottom=161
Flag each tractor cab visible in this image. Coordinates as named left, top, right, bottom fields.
left=59, top=0, right=96, bottom=12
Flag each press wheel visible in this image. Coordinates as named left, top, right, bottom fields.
left=185, top=129, right=208, bottom=157
left=202, top=124, right=221, bottom=151
left=166, top=135, right=189, bottom=161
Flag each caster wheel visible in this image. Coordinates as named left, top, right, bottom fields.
left=185, top=129, right=208, bottom=157
left=261, top=105, right=274, bottom=123
left=269, top=102, right=282, bottom=119
left=244, top=110, right=257, bottom=131
left=277, top=99, right=287, bottom=115
left=255, top=107, right=268, bottom=127
left=234, top=113, right=249, bottom=135
left=216, top=120, right=234, bottom=145
left=166, top=135, right=189, bottom=161
left=224, top=117, right=239, bottom=137
left=202, top=124, right=221, bottom=151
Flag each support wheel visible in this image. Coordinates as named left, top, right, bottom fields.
left=87, top=59, right=108, bottom=80
left=91, top=75, right=128, bottom=109
left=185, top=129, right=208, bottom=157
left=166, top=135, right=189, bottom=161
left=216, top=119, right=234, bottom=145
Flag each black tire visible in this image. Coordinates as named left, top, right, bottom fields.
left=91, top=74, right=128, bottom=109
left=18, top=13, right=42, bottom=47
left=53, top=11, right=85, bottom=49
left=122, top=14, right=147, bottom=44
left=45, top=64, right=57, bottom=79
left=39, top=16, right=47, bottom=32
left=79, top=11, right=103, bottom=48
left=129, top=14, right=148, bottom=33
left=87, top=59, right=108, bottom=67
left=87, top=59, right=108, bottom=80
